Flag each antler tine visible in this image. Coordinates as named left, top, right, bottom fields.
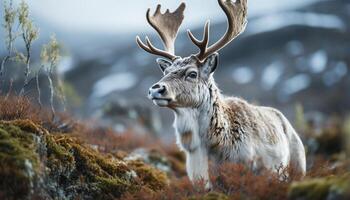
left=147, top=3, right=185, bottom=54
left=136, top=3, right=186, bottom=61
left=189, top=0, right=248, bottom=61
left=136, top=3, right=186, bottom=60
left=187, top=21, right=210, bottom=60
left=204, top=0, right=247, bottom=59
left=136, top=36, right=175, bottom=60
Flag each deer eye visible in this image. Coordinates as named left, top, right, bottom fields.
left=187, top=71, right=197, bottom=79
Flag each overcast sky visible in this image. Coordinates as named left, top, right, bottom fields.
left=17, top=0, right=320, bottom=34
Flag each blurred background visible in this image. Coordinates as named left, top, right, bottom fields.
left=0, top=0, right=349, bottom=141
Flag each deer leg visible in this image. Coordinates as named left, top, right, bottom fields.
left=185, top=146, right=211, bottom=189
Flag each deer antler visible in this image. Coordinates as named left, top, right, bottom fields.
left=188, top=0, right=248, bottom=61
left=136, top=3, right=186, bottom=61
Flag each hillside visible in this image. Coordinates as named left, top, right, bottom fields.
left=0, top=96, right=349, bottom=199
left=62, top=0, right=350, bottom=137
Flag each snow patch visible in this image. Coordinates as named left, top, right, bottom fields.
left=280, top=74, right=311, bottom=96
left=248, top=12, right=346, bottom=35
left=57, top=56, right=74, bottom=74
left=232, top=67, right=254, bottom=84
left=261, top=61, right=284, bottom=90
left=309, top=50, right=328, bottom=73
left=92, top=73, right=137, bottom=98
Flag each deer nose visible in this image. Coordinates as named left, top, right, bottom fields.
left=149, top=83, right=167, bottom=98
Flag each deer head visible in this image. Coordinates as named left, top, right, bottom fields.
left=136, top=0, right=248, bottom=108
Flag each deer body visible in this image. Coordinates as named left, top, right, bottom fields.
left=174, top=76, right=306, bottom=184
left=136, top=0, right=306, bottom=187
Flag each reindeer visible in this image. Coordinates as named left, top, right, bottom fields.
left=136, top=0, right=306, bottom=187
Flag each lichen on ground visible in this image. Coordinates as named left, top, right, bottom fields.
left=0, top=119, right=168, bottom=200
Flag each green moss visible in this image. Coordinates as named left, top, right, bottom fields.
left=44, top=134, right=134, bottom=199
left=0, top=121, right=41, bottom=199
left=188, top=192, right=229, bottom=200
left=0, top=120, right=169, bottom=199
left=202, top=192, right=229, bottom=200
left=128, top=160, right=168, bottom=191
left=344, top=117, right=350, bottom=157
left=288, top=173, right=350, bottom=200
left=96, top=176, right=131, bottom=199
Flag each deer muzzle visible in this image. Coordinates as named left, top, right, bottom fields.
left=148, top=83, right=172, bottom=107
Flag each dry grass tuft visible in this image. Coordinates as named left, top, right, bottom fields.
left=1, top=95, right=349, bottom=199
left=0, top=95, right=77, bottom=132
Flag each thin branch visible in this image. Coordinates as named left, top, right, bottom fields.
left=1, top=0, right=17, bottom=89
left=36, top=66, right=44, bottom=109
left=46, top=68, right=55, bottom=117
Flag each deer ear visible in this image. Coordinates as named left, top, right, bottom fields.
left=156, top=58, right=172, bottom=72
left=201, top=53, right=219, bottom=77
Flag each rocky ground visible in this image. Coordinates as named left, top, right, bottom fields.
left=0, top=97, right=169, bottom=200
left=0, top=96, right=349, bottom=200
